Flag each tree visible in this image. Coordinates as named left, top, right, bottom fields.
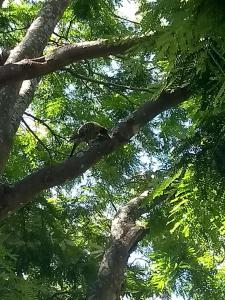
left=0, top=0, right=225, bottom=299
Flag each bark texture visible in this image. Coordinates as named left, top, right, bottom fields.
left=88, top=191, right=149, bottom=300
left=0, top=86, right=189, bottom=219
left=0, top=0, right=70, bottom=171
left=0, top=35, right=152, bottom=84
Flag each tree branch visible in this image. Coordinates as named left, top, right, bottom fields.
left=64, top=68, right=153, bottom=93
left=88, top=191, right=149, bottom=299
left=89, top=180, right=171, bottom=299
left=0, top=0, right=70, bottom=172
left=23, top=112, right=65, bottom=143
left=21, top=118, right=52, bottom=160
left=65, top=16, right=77, bottom=40
left=113, top=13, right=140, bottom=25
left=0, top=85, right=189, bottom=219
left=6, top=0, right=70, bottom=63
left=0, top=35, right=154, bottom=85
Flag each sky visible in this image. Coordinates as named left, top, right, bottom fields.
left=117, top=0, right=139, bottom=21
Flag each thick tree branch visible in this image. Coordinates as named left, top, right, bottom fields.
left=0, top=49, right=10, bottom=66
left=0, top=0, right=70, bottom=172
left=89, top=178, right=171, bottom=299
left=11, top=78, right=40, bottom=132
left=6, top=0, right=70, bottom=63
left=0, top=86, right=189, bottom=219
left=0, top=35, right=153, bottom=85
left=89, top=191, right=150, bottom=300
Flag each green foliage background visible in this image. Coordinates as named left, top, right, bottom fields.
left=1, top=0, right=225, bottom=299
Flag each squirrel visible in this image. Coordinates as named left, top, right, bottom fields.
left=69, top=122, right=110, bottom=157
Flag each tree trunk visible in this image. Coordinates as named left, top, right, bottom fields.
left=0, top=0, right=70, bottom=172
left=88, top=191, right=149, bottom=300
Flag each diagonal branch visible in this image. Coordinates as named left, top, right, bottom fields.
left=88, top=191, right=149, bottom=300
left=0, top=0, right=70, bottom=172
left=0, top=85, right=189, bottom=219
left=64, top=68, right=153, bottom=93
left=0, top=35, right=154, bottom=85
left=23, top=112, right=65, bottom=143
left=89, top=186, right=168, bottom=299
left=21, top=118, right=52, bottom=160
left=114, top=14, right=140, bottom=25
left=7, top=0, right=70, bottom=63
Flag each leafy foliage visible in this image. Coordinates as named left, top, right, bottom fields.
left=1, top=0, right=225, bottom=299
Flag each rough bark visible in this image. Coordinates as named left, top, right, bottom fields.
left=0, top=0, right=70, bottom=172
left=7, top=0, right=70, bottom=63
left=88, top=191, right=149, bottom=300
left=11, top=79, right=40, bottom=134
left=0, top=35, right=152, bottom=85
left=89, top=188, right=169, bottom=299
left=0, top=86, right=189, bottom=219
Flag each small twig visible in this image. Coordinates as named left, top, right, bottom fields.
left=23, top=112, right=66, bottom=143
left=22, top=116, right=68, bottom=157
left=129, top=257, right=150, bottom=266
left=63, top=68, right=153, bottom=93
left=50, top=290, right=70, bottom=299
left=66, top=69, right=137, bottom=108
left=52, top=31, right=69, bottom=41
left=48, top=39, right=63, bottom=46
left=210, top=44, right=225, bottom=64
left=113, top=13, right=140, bottom=25
left=21, top=118, right=52, bottom=160
left=112, top=89, right=136, bottom=108
left=109, top=199, right=118, bottom=213
left=0, top=27, right=28, bottom=34
left=65, top=16, right=77, bottom=39
left=208, top=49, right=225, bottom=75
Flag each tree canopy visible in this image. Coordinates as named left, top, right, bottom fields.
left=0, top=0, right=225, bottom=299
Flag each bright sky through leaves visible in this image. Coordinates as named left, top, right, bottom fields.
left=117, top=0, right=138, bottom=21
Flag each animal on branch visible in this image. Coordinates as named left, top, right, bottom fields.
left=69, top=122, right=110, bottom=157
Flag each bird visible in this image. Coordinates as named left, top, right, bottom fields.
left=69, top=122, right=110, bottom=157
